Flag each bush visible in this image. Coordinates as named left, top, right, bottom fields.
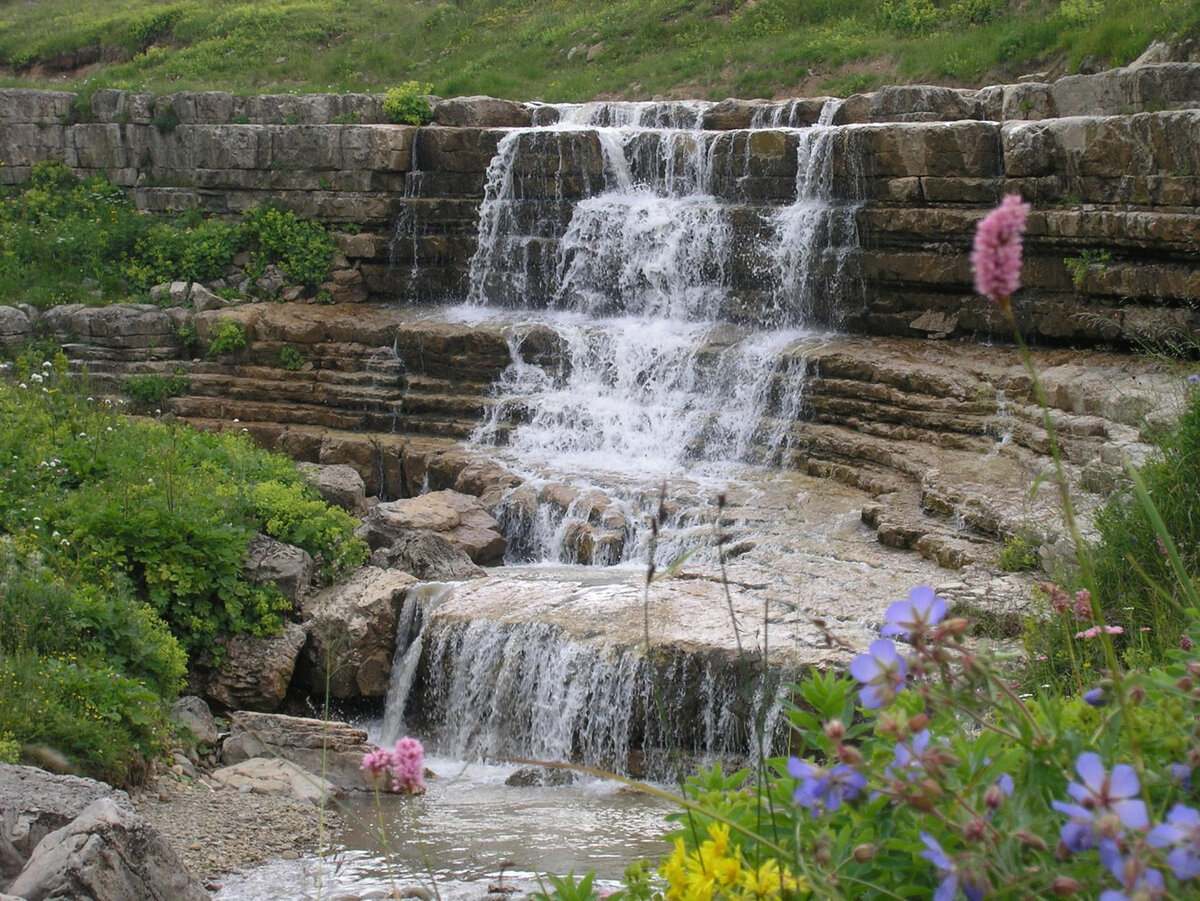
left=206, top=319, right=247, bottom=358
left=383, top=81, right=434, bottom=125
left=242, top=205, right=336, bottom=287
left=250, top=479, right=367, bottom=579
left=122, top=370, right=190, bottom=412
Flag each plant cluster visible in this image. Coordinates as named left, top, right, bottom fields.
left=0, top=161, right=337, bottom=309
left=121, top=369, right=190, bottom=412
left=383, top=81, right=434, bottom=125
left=206, top=319, right=247, bottom=358
left=0, top=352, right=369, bottom=783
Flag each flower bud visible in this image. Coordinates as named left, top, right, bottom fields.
left=964, top=818, right=987, bottom=841
left=823, top=719, right=845, bottom=741
left=1187, top=661, right=1200, bottom=679
left=1016, top=830, right=1048, bottom=852
left=1128, top=684, right=1146, bottom=704
left=908, top=713, right=930, bottom=733
left=941, top=617, right=971, bottom=637
left=814, top=841, right=832, bottom=866
left=838, top=744, right=864, bottom=767
left=852, top=844, right=876, bottom=863
left=984, top=784, right=1006, bottom=810
left=1176, top=676, right=1193, bottom=692
left=1051, top=876, right=1079, bottom=896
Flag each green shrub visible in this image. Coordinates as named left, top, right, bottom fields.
left=206, top=319, right=247, bottom=358
left=878, top=0, right=943, bottom=35
left=250, top=479, right=367, bottom=579
left=383, top=81, right=434, bottom=125
left=997, top=530, right=1041, bottom=571
left=279, top=345, right=306, bottom=370
left=122, top=370, right=190, bottom=412
left=1062, top=249, right=1112, bottom=290
left=242, top=206, right=336, bottom=287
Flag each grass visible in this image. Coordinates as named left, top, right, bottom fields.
left=0, top=0, right=1196, bottom=101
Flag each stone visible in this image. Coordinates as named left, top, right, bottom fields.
left=7, top=797, right=207, bottom=901
left=188, top=283, right=228, bottom=313
left=209, top=758, right=337, bottom=804
left=868, top=85, right=981, bottom=122
left=700, top=99, right=763, bottom=130
left=0, top=307, right=31, bottom=348
left=361, top=491, right=506, bottom=564
left=300, top=566, right=417, bottom=698
left=432, top=96, right=532, bottom=128
left=298, top=463, right=368, bottom=516
left=206, top=622, right=307, bottom=712
left=242, top=533, right=314, bottom=604
left=170, top=696, right=218, bottom=748
left=319, top=278, right=370, bottom=304
left=254, top=265, right=287, bottom=297
left=504, top=766, right=575, bottom=787
left=220, top=711, right=377, bottom=791
left=369, top=530, right=485, bottom=581
left=0, top=764, right=131, bottom=889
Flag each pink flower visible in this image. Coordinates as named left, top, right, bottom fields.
left=1075, top=625, right=1124, bottom=640
left=360, top=736, right=426, bottom=794
left=971, top=194, right=1030, bottom=304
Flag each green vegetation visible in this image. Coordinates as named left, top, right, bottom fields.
left=279, top=344, right=306, bottom=370
left=996, top=529, right=1041, bottom=571
left=1063, top=249, right=1113, bottom=289
left=0, top=352, right=367, bottom=781
left=206, top=319, right=248, bottom=358
left=0, top=161, right=336, bottom=310
left=0, top=0, right=1196, bottom=100
left=383, top=81, right=434, bottom=125
left=121, top=369, right=191, bottom=411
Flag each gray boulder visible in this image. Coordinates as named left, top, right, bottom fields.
left=298, top=463, right=368, bottom=516
left=369, top=530, right=485, bottom=581
left=0, top=307, right=32, bottom=348
left=169, top=696, right=218, bottom=749
left=7, top=798, right=206, bottom=901
left=209, top=758, right=337, bottom=804
left=301, top=566, right=417, bottom=698
left=242, top=533, right=314, bottom=604
left=206, top=622, right=307, bottom=712
left=432, top=96, right=531, bottom=128
left=221, top=711, right=376, bottom=791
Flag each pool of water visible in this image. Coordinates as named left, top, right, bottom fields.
left=214, top=755, right=674, bottom=901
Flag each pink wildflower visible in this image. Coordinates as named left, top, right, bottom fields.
left=971, top=194, right=1030, bottom=304
left=360, top=736, right=426, bottom=794
left=1075, top=625, right=1124, bottom=640
left=1072, top=589, right=1093, bottom=622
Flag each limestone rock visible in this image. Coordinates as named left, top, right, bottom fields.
left=432, top=96, right=532, bottom=128
left=169, top=696, right=218, bottom=748
left=300, top=566, right=417, bottom=698
left=188, top=283, right=228, bottom=313
left=206, top=622, right=307, bottom=712
left=361, top=490, right=506, bottom=564
left=0, top=764, right=131, bottom=889
left=504, top=766, right=575, bottom=787
left=868, top=85, right=982, bottom=122
left=7, top=797, right=206, bottom=901
left=221, top=711, right=376, bottom=791
left=700, top=99, right=763, bottom=130
left=209, top=758, right=337, bottom=804
left=242, top=533, right=314, bottom=604
left=298, top=462, right=368, bottom=516
left=0, top=307, right=31, bottom=348
left=369, top=530, right=485, bottom=581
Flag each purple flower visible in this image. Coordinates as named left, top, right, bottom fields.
left=361, top=736, right=426, bottom=794
left=787, top=758, right=866, bottom=816
left=849, top=639, right=907, bottom=709
left=787, top=757, right=822, bottom=811
left=920, top=833, right=985, bottom=901
left=971, top=194, right=1030, bottom=304
left=1099, top=840, right=1166, bottom=901
left=995, top=773, right=1014, bottom=797
left=1148, top=804, right=1200, bottom=880
left=1189, top=374, right=1200, bottom=386
left=1083, top=687, right=1109, bottom=707
left=885, top=729, right=931, bottom=783
left=1170, top=764, right=1193, bottom=788
left=1052, top=753, right=1148, bottom=852
left=882, top=585, right=947, bottom=640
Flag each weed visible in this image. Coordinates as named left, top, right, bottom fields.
left=206, top=319, right=246, bottom=359
left=122, top=369, right=190, bottom=412
left=996, top=529, right=1041, bottom=571
left=383, top=82, right=434, bottom=125
left=1063, top=249, right=1112, bottom=289
left=279, top=345, right=305, bottom=371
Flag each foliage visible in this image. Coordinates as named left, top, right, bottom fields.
left=206, top=319, right=247, bottom=358
left=279, top=345, right=306, bottom=370
left=121, top=369, right=190, bottom=411
left=996, top=529, right=1041, bottom=571
left=0, top=356, right=362, bottom=664
left=242, top=205, right=336, bottom=287
left=1090, top=380, right=1200, bottom=650
left=383, top=81, right=434, bottom=125
left=1, top=0, right=1196, bottom=100
left=1063, top=249, right=1113, bottom=290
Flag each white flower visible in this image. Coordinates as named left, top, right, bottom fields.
left=51, top=531, right=60, bottom=539
left=41, top=361, right=51, bottom=369
left=60, top=539, right=70, bottom=547
left=17, top=383, right=26, bottom=390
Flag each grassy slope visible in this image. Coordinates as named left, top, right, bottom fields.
left=0, top=0, right=1197, bottom=101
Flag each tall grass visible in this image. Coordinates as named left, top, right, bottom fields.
left=0, top=0, right=1196, bottom=100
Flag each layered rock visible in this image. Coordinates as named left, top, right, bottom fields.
left=221, top=712, right=376, bottom=791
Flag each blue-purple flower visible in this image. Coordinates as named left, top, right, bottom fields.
left=1083, top=687, right=1109, bottom=707
left=787, top=757, right=865, bottom=816
left=920, top=833, right=986, bottom=901
left=849, top=639, right=907, bottom=709
left=882, top=585, right=947, bottom=640
left=1099, top=839, right=1166, bottom=901
left=1052, top=753, right=1148, bottom=853
left=1148, top=803, right=1200, bottom=880
left=885, top=729, right=931, bottom=784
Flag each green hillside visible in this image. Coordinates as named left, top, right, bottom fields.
left=1, top=0, right=1197, bottom=101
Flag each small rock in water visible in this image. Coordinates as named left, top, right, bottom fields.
left=281, top=849, right=300, bottom=860
left=401, top=887, right=434, bottom=901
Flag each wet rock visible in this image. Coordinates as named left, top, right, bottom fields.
left=242, top=533, right=314, bottom=604
left=433, top=96, right=532, bottom=128
left=7, top=797, right=207, bottom=901
left=369, top=530, right=485, bottom=581
left=170, top=696, right=218, bottom=748
left=209, top=758, right=337, bottom=804
left=253, top=265, right=287, bottom=298
left=221, top=712, right=376, bottom=791
left=300, top=566, right=417, bottom=698
left=700, top=99, right=763, bottom=130
left=361, top=490, right=506, bottom=565
left=504, top=766, right=576, bottom=787
left=206, top=622, right=307, bottom=712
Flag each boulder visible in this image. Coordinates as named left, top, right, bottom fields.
left=221, top=711, right=377, bottom=791
left=301, top=566, right=417, bottom=698
left=868, top=85, right=982, bottom=122
left=361, top=490, right=506, bottom=565
left=369, top=530, right=485, bottom=581
left=169, top=696, right=218, bottom=748
left=206, top=622, right=307, bottom=712
left=242, top=533, right=314, bottom=604
left=504, top=766, right=575, bottom=788
left=187, top=283, right=228, bottom=313
left=700, top=99, right=763, bottom=130
left=0, top=307, right=32, bottom=348
left=209, top=758, right=337, bottom=804
left=7, top=798, right=207, bottom=901
left=308, top=463, right=368, bottom=517
left=0, top=765, right=130, bottom=889
left=432, top=96, right=532, bottom=128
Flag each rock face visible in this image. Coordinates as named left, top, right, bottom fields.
left=300, top=565, right=417, bottom=698
left=298, top=462, right=368, bottom=516
left=7, top=798, right=207, bottom=901
left=361, top=490, right=507, bottom=564
left=242, top=533, right=314, bottom=604
left=433, top=96, right=532, bottom=128
left=369, top=530, right=485, bottom=581
left=169, top=696, right=218, bottom=748
left=221, top=711, right=376, bottom=791
left=206, top=621, right=307, bottom=712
